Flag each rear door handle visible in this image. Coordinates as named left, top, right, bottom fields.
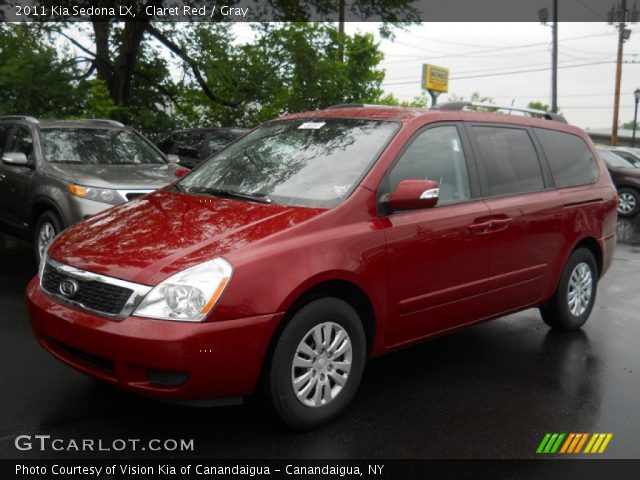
left=468, top=221, right=493, bottom=234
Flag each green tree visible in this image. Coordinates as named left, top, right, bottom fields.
left=29, top=0, right=417, bottom=123
left=175, top=23, right=387, bottom=127
left=527, top=100, right=550, bottom=112
left=621, top=120, right=638, bottom=130
left=0, top=24, right=84, bottom=117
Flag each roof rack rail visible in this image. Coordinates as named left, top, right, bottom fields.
left=0, top=115, right=39, bottom=124
left=432, top=102, right=568, bottom=123
left=81, top=119, right=125, bottom=127
left=326, top=103, right=396, bottom=109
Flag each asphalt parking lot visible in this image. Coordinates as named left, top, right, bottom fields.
left=1, top=218, right=640, bottom=460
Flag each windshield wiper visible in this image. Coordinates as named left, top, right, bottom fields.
left=186, top=187, right=272, bottom=204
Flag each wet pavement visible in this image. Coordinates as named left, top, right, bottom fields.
left=1, top=218, right=640, bottom=460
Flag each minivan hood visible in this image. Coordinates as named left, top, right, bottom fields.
left=47, top=190, right=325, bottom=284
left=46, top=163, right=180, bottom=189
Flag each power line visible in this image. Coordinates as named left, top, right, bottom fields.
left=382, top=60, right=631, bottom=86
left=380, top=32, right=616, bottom=65
left=452, top=60, right=621, bottom=80
left=384, top=57, right=614, bottom=82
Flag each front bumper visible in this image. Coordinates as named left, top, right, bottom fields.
left=27, top=277, right=281, bottom=400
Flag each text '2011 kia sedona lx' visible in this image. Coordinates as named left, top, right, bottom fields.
left=27, top=104, right=617, bottom=429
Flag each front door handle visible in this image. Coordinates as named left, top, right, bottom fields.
left=489, top=218, right=512, bottom=231
left=469, top=218, right=512, bottom=234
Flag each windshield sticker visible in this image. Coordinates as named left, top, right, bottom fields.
left=333, top=185, right=350, bottom=198
left=452, top=138, right=461, bottom=152
left=298, top=122, right=326, bottom=130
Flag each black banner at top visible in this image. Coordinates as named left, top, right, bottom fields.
left=0, top=0, right=628, bottom=22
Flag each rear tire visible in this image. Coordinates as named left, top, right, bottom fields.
left=267, top=298, right=366, bottom=430
left=33, top=210, right=62, bottom=263
left=617, top=188, right=639, bottom=217
left=540, top=248, right=598, bottom=331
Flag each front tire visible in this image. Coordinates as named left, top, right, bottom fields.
left=540, top=248, right=598, bottom=331
left=617, top=188, right=639, bottom=217
left=33, top=211, right=62, bottom=263
left=267, top=298, right=366, bottom=430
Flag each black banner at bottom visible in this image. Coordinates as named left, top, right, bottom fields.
left=4, top=459, right=640, bottom=480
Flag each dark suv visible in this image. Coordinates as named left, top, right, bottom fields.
left=156, top=127, right=248, bottom=169
left=28, top=103, right=617, bottom=429
left=0, top=116, right=184, bottom=261
left=598, top=148, right=640, bottom=217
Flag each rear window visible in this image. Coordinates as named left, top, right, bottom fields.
left=535, top=128, right=599, bottom=188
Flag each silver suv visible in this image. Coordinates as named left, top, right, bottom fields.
left=0, top=116, right=184, bottom=261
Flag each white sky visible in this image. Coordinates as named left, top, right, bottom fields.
left=64, top=21, right=640, bottom=130
left=353, top=22, right=640, bottom=130
left=235, top=22, right=640, bottom=130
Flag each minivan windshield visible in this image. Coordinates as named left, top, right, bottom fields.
left=42, top=128, right=167, bottom=165
left=177, top=118, right=399, bottom=208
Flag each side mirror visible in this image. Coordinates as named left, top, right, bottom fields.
left=2, top=152, right=29, bottom=166
left=388, top=179, right=439, bottom=212
left=167, top=154, right=180, bottom=164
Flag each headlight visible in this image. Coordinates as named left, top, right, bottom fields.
left=69, top=183, right=122, bottom=205
left=133, top=258, right=233, bottom=322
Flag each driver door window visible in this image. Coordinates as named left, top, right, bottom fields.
left=8, top=127, right=34, bottom=162
left=388, top=125, right=471, bottom=206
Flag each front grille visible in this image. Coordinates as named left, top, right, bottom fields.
left=42, top=264, right=133, bottom=315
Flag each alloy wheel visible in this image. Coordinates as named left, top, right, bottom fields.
left=567, top=262, right=593, bottom=317
left=291, top=322, right=352, bottom=408
left=618, top=191, right=636, bottom=215
left=38, top=222, right=56, bottom=259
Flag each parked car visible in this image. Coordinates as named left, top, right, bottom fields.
left=599, top=145, right=640, bottom=168
left=0, top=116, right=187, bottom=261
left=155, top=127, right=248, bottom=169
left=27, top=104, right=617, bottom=429
left=598, top=148, right=640, bottom=217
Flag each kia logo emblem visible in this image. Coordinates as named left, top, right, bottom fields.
left=59, top=279, right=79, bottom=297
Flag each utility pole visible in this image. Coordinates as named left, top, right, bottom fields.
left=539, top=1, right=558, bottom=113
left=611, top=0, right=627, bottom=146
left=338, top=0, right=345, bottom=63
left=551, top=0, right=558, bottom=113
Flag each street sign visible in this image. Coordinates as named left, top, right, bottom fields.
left=422, top=64, right=449, bottom=93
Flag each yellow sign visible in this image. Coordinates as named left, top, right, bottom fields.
left=422, top=64, right=449, bottom=93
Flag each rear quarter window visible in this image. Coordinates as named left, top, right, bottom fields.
left=471, top=126, right=544, bottom=197
left=534, top=128, right=599, bottom=188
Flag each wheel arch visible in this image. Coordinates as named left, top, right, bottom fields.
left=572, top=236, right=603, bottom=278
left=30, top=197, right=66, bottom=231
left=260, top=279, right=378, bottom=388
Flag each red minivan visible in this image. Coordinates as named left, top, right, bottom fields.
left=27, top=104, right=618, bottom=429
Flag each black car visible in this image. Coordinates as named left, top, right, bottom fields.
left=598, top=148, right=640, bottom=217
left=156, top=127, right=248, bottom=169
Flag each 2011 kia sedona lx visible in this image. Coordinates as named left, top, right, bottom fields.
left=27, top=104, right=618, bottom=429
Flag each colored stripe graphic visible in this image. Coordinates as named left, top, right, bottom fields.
left=536, top=433, right=565, bottom=453
left=538, top=433, right=613, bottom=454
